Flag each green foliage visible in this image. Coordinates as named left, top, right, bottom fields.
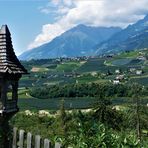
left=12, top=87, right=148, bottom=147
left=18, top=51, right=148, bottom=147
left=30, top=82, right=148, bottom=99
left=18, top=97, right=98, bottom=111
left=11, top=108, right=148, bottom=148
left=112, top=58, right=133, bottom=66
left=93, top=99, right=124, bottom=130
left=54, top=99, right=68, bottom=137
left=124, top=106, right=148, bottom=131
left=130, top=77, right=148, bottom=86
left=56, top=62, right=82, bottom=72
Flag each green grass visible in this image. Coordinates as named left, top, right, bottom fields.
left=31, top=66, right=49, bottom=72
left=77, top=58, right=105, bottom=73
left=111, top=58, right=133, bottom=66
left=18, top=97, right=98, bottom=111
left=75, top=74, right=99, bottom=83
left=143, top=64, right=148, bottom=73
left=18, top=88, right=33, bottom=99
left=129, top=77, right=148, bottom=86
left=117, top=51, right=139, bottom=58
left=106, top=58, right=142, bottom=67
left=18, top=96, right=148, bottom=111
left=56, top=62, right=82, bottom=72
left=104, top=60, right=112, bottom=66
left=18, top=49, right=148, bottom=112
left=19, top=78, right=37, bottom=87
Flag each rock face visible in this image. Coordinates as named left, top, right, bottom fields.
left=19, top=25, right=121, bottom=60
left=95, top=15, right=148, bottom=55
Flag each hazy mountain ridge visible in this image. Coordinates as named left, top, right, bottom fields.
left=95, top=15, right=148, bottom=54
left=19, top=25, right=121, bottom=60
left=19, top=15, right=148, bottom=60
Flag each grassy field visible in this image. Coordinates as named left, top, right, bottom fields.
left=56, top=61, right=83, bottom=72
left=17, top=87, right=98, bottom=110
left=129, top=77, right=148, bottom=86
left=18, top=97, right=98, bottom=111
left=77, top=58, right=105, bottom=73
left=111, top=58, right=133, bottom=66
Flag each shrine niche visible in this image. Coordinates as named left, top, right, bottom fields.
left=0, top=25, right=27, bottom=115
left=0, top=25, right=28, bottom=147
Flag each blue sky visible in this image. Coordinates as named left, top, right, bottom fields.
left=0, top=0, right=148, bottom=56
left=0, top=0, right=53, bottom=55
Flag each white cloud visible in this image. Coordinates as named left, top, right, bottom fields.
left=51, top=0, right=60, bottom=6
left=28, top=23, right=65, bottom=49
left=28, top=0, right=148, bottom=49
left=40, top=8, right=51, bottom=14
left=63, top=0, right=73, bottom=6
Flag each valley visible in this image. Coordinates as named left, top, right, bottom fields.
left=1, top=2, right=148, bottom=147
left=12, top=49, right=148, bottom=147
left=18, top=49, right=148, bottom=110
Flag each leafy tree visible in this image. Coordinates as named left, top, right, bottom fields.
left=130, top=83, right=143, bottom=141
left=93, top=98, right=123, bottom=130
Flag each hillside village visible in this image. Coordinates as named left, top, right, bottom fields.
left=20, top=49, right=148, bottom=90
left=13, top=48, right=148, bottom=147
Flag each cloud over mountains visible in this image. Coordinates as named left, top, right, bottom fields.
left=28, top=0, right=148, bottom=49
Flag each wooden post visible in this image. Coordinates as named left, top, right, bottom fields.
left=0, top=116, right=11, bottom=148
left=44, top=138, right=51, bottom=148
left=27, top=132, right=32, bottom=148
left=11, top=128, right=62, bottom=148
left=55, top=142, right=61, bottom=148
left=12, top=127, right=17, bottom=148
left=18, top=130, right=25, bottom=148
left=35, top=135, right=41, bottom=148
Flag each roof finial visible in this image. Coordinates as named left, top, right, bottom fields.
left=0, top=25, right=10, bottom=35
left=0, top=25, right=28, bottom=74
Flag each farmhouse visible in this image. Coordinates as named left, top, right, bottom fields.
left=113, top=80, right=120, bottom=84
left=137, top=56, right=146, bottom=60
left=136, top=70, right=143, bottom=75
left=129, top=68, right=136, bottom=73
left=116, top=74, right=124, bottom=80
left=115, top=69, right=121, bottom=74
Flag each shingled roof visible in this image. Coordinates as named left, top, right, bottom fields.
left=0, top=25, right=27, bottom=74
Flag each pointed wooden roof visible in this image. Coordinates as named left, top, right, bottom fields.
left=0, top=25, right=27, bottom=74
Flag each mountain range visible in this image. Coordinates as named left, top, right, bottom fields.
left=19, top=15, right=148, bottom=60
left=19, top=25, right=121, bottom=60
left=95, top=14, right=148, bottom=55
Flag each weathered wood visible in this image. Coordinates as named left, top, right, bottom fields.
left=0, top=117, right=11, bottom=148
left=12, top=127, right=17, bottom=148
left=44, top=139, right=51, bottom=148
left=18, top=129, right=25, bottom=148
left=55, top=142, right=61, bottom=148
left=35, top=135, right=41, bottom=148
left=0, top=25, right=28, bottom=74
left=27, top=132, right=32, bottom=148
left=11, top=128, right=62, bottom=148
